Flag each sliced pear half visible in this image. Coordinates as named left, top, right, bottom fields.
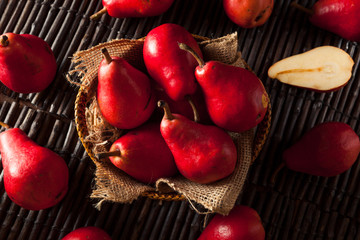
left=268, top=46, right=354, bottom=92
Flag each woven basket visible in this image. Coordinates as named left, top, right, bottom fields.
left=72, top=34, right=272, bottom=207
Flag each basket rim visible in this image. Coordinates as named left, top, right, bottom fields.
left=73, top=36, right=272, bottom=201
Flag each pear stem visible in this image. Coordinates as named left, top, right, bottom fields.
left=101, top=48, right=113, bottom=64
left=90, top=7, right=108, bottom=20
left=186, top=95, right=200, bottom=123
left=0, top=35, right=9, bottom=47
left=270, top=162, right=286, bottom=184
left=0, top=121, right=10, bottom=129
left=96, top=149, right=121, bottom=160
left=290, top=1, right=314, bottom=15
left=178, top=42, right=205, bottom=68
left=157, top=100, right=175, bottom=120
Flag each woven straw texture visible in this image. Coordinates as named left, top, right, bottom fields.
left=1, top=0, right=360, bottom=239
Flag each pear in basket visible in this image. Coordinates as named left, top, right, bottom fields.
left=179, top=43, right=269, bottom=133
left=97, top=48, right=156, bottom=129
left=158, top=100, right=237, bottom=184
left=97, top=122, right=178, bottom=184
left=143, top=23, right=203, bottom=102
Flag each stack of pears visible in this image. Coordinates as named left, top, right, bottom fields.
left=95, top=23, right=269, bottom=185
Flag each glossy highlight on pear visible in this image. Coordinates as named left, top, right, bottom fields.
left=292, top=0, right=360, bottom=42
left=223, top=0, right=274, bottom=28
left=0, top=127, right=69, bottom=210
left=0, top=33, right=57, bottom=93
left=90, top=0, right=175, bottom=20
left=198, top=205, right=265, bottom=240
left=179, top=42, right=269, bottom=133
left=97, top=47, right=156, bottom=129
left=158, top=100, right=237, bottom=184
left=153, top=82, right=211, bottom=124
left=97, top=122, right=177, bottom=184
left=143, top=23, right=203, bottom=101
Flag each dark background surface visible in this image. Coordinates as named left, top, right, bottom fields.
left=0, top=0, right=360, bottom=239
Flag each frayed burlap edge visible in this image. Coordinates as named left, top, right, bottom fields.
left=69, top=32, right=260, bottom=215
left=156, top=129, right=254, bottom=215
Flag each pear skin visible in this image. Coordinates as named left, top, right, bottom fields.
left=309, top=0, right=360, bottom=42
left=196, top=61, right=269, bottom=133
left=102, top=122, right=177, bottom=184
left=91, top=0, right=174, bottom=19
left=97, top=48, right=156, bottom=129
left=198, top=205, right=265, bottom=240
left=223, top=0, right=274, bottom=28
left=158, top=101, right=237, bottom=184
left=178, top=43, right=269, bottom=133
left=0, top=33, right=57, bottom=93
left=0, top=128, right=69, bottom=210
left=153, top=82, right=212, bottom=124
left=62, top=226, right=112, bottom=240
left=143, top=23, right=203, bottom=101
left=283, top=122, right=360, bottom=177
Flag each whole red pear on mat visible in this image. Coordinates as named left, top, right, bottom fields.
left=97, top=48, right=155, bottom=129
left=292, top=0, right=360, bottom=42
left=198, top=205, right=265, bottom=240
left=0, top=33, right=57, bottom=93
left=223, top=0, right=274, bottom=28
left=0, top=128, right=69, bottom=211
left=179, top=43, right=269, bottom=133
left=91, top=0, right=174, bottom=20
left=283, top=122, right=360, bottom=177
left=143, top=23, right=203, bottom=101
left=158, top=100, right=237, bottom=184
left=98, top=122, right=177, bottom=184
left=62, top=226, right=112, bottom=240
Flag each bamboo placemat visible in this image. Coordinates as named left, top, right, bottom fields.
left=0, top=0, right=360, bottom=239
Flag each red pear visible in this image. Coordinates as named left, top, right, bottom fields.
left=97, top=48, right=155, bottom=129
left=283, top=122, right=360, bottom=177
left=223, top=0, right=274, bottom=28
left=143, top=23, right=203, bottom=101
left=153, top=82, right=212, bottom=124
left=62, top=226, right=112, bottom=240
left=0, top=128, right=69, bottom=211
left=179, top=43, right=269, bottom=133
left=0, top=33, right=57, bottom=93
left=158, top=100, right=237, bottom=184
left=292, top=0, right=360, bottom=42
left=91, top=0, right=174, bottom=20
left=98, top=122, right=177, bottom=184
left=198, top=205, right=265, bottom=240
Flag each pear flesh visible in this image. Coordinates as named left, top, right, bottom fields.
left=268, top=46, right=354, bottom=91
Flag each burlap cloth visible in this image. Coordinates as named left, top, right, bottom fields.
left=68, top=32, right=259, bottom=215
